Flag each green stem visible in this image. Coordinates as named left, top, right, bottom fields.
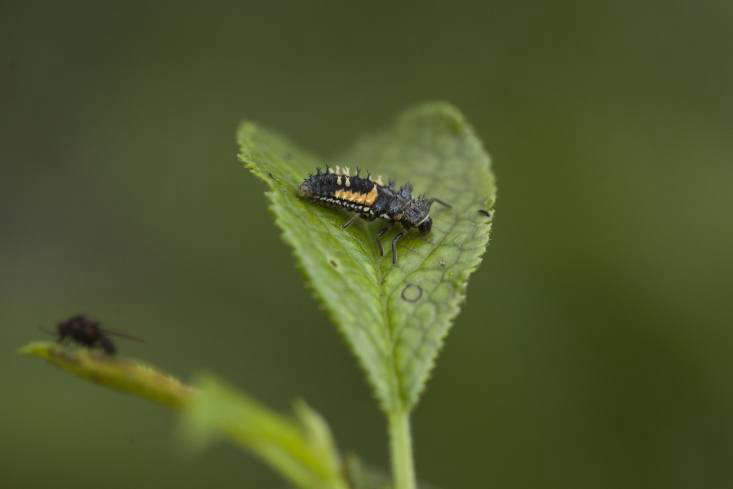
left=389, top=409, right=417, bottom=489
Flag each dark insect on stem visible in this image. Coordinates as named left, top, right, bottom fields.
left=298, top=165, right=451, bottom=264
left=478, top=209, right=493, bottom=219
left=41, top=314, right=143, bottom=355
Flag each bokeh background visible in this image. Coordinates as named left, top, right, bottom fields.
left=2, top=1, right=732, bottom=488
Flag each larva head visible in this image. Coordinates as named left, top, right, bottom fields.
left=417, top=216, right=433, bottom=234
left=404, top=196, right=451, bottom=233
left=402, top=196, right=433, bottom=233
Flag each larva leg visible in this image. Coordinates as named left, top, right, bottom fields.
left=342, top=214, right=359, bottom=229
left=376, top=223, right=393, bottom=256
left=391, top=231, right=405, bottom=265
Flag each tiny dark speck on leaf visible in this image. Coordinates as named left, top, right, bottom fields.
left=401, top=284, right=423, bottom=303
left=329, top=260, right=338, bottom=268
left=478, top=209, right=493, bottom=219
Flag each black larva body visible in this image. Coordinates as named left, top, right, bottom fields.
left=298, top=165, right=450, bottom=264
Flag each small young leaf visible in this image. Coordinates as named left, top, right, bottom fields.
left=183, top=376, right=348, bottom=489
left=18, top=341, right=194, bottom=409
left=239, top=102, right=496, bottom=412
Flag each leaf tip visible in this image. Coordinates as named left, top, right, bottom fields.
left=235, top=120, right=257, bottom=143
left=17, top=341, right=47, bottom=357
left=399, top=101, right=469, bottom=135
left=17, top=341, right=67, bottom=362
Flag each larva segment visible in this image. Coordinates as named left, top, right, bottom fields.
left=333, top=185, right=379, bottom=206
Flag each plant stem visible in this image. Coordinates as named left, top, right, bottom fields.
left=389, top=409, right=417, bottom=489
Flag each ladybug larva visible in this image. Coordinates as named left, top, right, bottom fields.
left=298, top=165, right=450, bottom=264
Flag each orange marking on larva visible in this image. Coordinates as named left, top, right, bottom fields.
left=334, top=187, right=378, bottom=206
left=364, top=185, right=379, bottom=205
left=335, top=190, right=357, bottom=202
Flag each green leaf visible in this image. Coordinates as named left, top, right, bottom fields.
left=182, top=376, right=348, bottom=489
left=238, top=102, right=496, bottom=412
left=18, top=341, right=194, bottom=409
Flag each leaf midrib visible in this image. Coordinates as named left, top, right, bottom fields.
left=372, top=151, right=455, bottom=411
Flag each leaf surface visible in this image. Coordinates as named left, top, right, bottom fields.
left=239, top=103, right=496, bottom=412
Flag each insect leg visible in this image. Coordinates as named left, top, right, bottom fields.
left=342, top=214, right=359, bottom=229
left=391, top=231, right=406, bottom=265
left=99, top=335, right=116, bottom=355
left=376, top=223, right=393, bottom=256
left=429, top=198, right=452, bottom=209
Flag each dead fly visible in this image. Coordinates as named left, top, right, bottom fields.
left=298, top=165, right=450, bottom=264
left=42, top=314, right=143, bottom=355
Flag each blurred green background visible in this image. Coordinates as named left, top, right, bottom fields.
left=2, top=1, right=731, bottom=488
